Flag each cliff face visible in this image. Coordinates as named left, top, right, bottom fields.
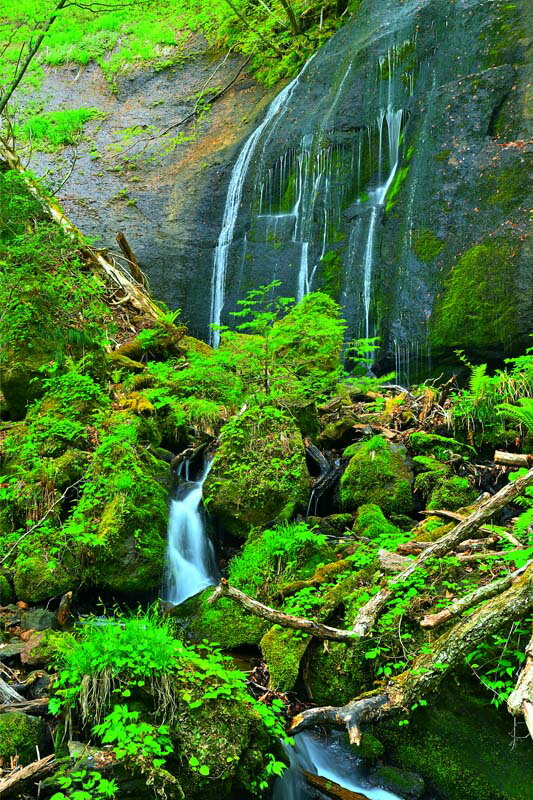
left=28, top=1, right=532, bottom=372
left=202, top=0, right=532, bottom=375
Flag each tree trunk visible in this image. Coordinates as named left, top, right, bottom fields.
left=507, top=623, right=533, bottom=738
left=494, top=451, right=533, bottom=468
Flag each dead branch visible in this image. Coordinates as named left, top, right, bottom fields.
left=352, top=467, right=533, bottom=636
left=507, top=623, right=533, bottom=739
left=0, top=698, right=50, bottom=716
left=494, top=451, right=533, bottom=468
left=0, top=679, right=24, bottom=705
left=207, top=580, right=356, bottom=642
left=0, top=754, right=55, bottom=798
left=420, top=561, right=532, bottom=628
left=116, top=230, right=147, bottom=287
left=291, top=564, right=533, bottom=739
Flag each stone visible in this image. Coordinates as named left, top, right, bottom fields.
left=369, top=766, right=425, bottom=799
left=0, top=712, right=46, bottom=766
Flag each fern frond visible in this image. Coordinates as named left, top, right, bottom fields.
left=497, top=398, right=533, bottom=433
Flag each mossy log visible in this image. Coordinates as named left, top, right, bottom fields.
left=290, top=564, right=533, bottom=742
left=304, top=771, right=371, bottom=800
left=352, top=467, right=533, bottom=636
left=208, top=580, right=356, bottom=642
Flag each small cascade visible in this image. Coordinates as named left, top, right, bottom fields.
left=164, top=460, right=218, bottom=605
left=273, top=732, right=402, bottom=800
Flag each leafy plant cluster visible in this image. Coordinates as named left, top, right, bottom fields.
left=50, top=609, right=290, bottom=795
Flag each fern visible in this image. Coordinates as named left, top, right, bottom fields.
left=497, top=398, right=533, bottom=433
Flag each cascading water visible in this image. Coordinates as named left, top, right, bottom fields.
left=209, top=55, right=316, bottom=347
left=273, top=732, right=402, bottom=800
left=164, top=460, right=218, bottom=605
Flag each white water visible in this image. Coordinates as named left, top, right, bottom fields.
left=209, top=56, right=316, bottom=347
left=164, top=461, right=217, bottom=605
left=273, top=732, right=402, bottom=800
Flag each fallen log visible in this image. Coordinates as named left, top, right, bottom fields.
left=0, top=754, right=55, bottom=798
left=0, top=697, right=49, bottom=716
left=420, top=561, right=532, bottom=629
left=507, top=624, right=533, bottom=739
left=352, top=467, right=533, bottom=636
left=494, top=451, right=533, bottom=468
left=0, top=679, right=23, bottom=705
left=304, top=771, right=371, bottom=800
left=116, top=230, right=147, bottom=287
left=208, top=580, right=356, bottom=642
left=291, top=563, right=533, bottom=739
left=418, top=509, right=505, bottom=539
left=378, top=550, right=413, bottom=573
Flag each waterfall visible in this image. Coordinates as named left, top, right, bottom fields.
left=209, top=56, right=316, bottom=347
left=273, top=732, right=402, bottom=800
left=164, top=460, right=217, bottom=605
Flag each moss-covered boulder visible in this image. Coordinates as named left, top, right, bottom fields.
left=341, top=436, right=414, bottom=515
left=369, top=766, right=425, bottom=799
left=14, top=554, right=75, bottom=605
left=204, top=406, right=309, bottom=538
left=353, top=503, right=405, bottom=541
left=427, top=476, right=478, bottom=511
left=379, top=685, right=533, bottom=800
left=0, top=712, right=46, bottom=766
left=177, top=588, right=268, bottom=649
left=0, top=574, right=13, bottom=604
left=260, top=626, right=309, bottom=691
left=408, top=433, right=475, bottom=459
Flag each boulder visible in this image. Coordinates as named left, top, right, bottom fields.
left=341, top=436, right=414, bottom=515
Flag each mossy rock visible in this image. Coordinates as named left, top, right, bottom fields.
left=318, top=415, right=358, bottom=448
left=353, top=503, right=405, bottom=541
left=171, top=684, right=273, bottom=800
left=379, top=684, right=533, bottom=800
left=14, top=553, right=76, bottom=604
left=352, top=732, right=385, bottom=761
left=21, top=629, right=69, bottom=667
left=408, top=433, right=474, bottom=459
left=341, top=436, right=414, bottom=515
left=411, top=229, right=444, bottom=263
left=178, top=588, right=268, bottom=649
left=428, top=476, right=478, bottom=511
left=0, top=712, right=46, bottom=766
left=305, top=638, right=372, bottom=706
left=204, top=406, right=309, bottom=538
left=369, top=766, right=425, bottom=799
left=0, top=574, right=13, bottom=604
left=260, top=626, right=310, bottom=691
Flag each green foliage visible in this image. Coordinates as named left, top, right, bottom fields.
left=465, top=618, right=532, bottom=708
left=227, top=521, right=330, bottom=597
left=15, top=108, right=103, bottom=150
left=51, top=769, right=117, bottom=800
left=497, top=398, right=533, bottom=432
left=50, top=610, right=289, bottom=793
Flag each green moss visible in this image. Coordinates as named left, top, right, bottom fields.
left=320, top=250, right=343, bottom=301
left=428, top=476, right=478, bottom=511
left=260, top=626, right=309, bottom=691
left=179, top=589, right=268, bottom=649
left=411, top=230, right=445, bottom=262
left=353, top=503, right=404, bottom=541
left=0, top=574, right=13, bottom=603
left=486, top=160, right=531, bottom=213
left=0, top=712, right=45, bottom=766
left=380, top=685, right=533, bottom=800
left=340, top=436, right=414, bottom=515
left=204, top=406, right=309, bottom=538
left=430, top=236, right=520, bottom=353
left=369, top=766, right=424, bottom=798
left=14, top=552, right=75, bottom=604
left=408, top=433, right=474, bottom=459
left=353, top=733, right=385, bottom=761
left=306, top=638, right=372, bottom=706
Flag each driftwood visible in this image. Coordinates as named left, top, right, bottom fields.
left=378, top=549, right=412, bottom=573
left=420, top=561, right=532, bottom=629
left=291, top=564, right=533, bottom=739
left=208, top=580, right=356, bottom=642
left=0, top=679, right=23, bottom=705
left=0, top=754, right=55, bottom=798
left=0, top=698, right=49, bottom=716
left=507, top=624, right=533, bottom=739
left=0, top=142, right=162, bottom=320
left=303, top=771, right=371, bottom=800
left=494, top=450, right=533, bottom=468
left=352, top=467, right=533, bottom=636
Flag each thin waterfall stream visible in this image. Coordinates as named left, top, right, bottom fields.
left=163, top=460, right=218, bottom=605
left=273, top=732, right=403, bottom=800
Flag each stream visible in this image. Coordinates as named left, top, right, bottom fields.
left=162, top=464, right=405, bottom=799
